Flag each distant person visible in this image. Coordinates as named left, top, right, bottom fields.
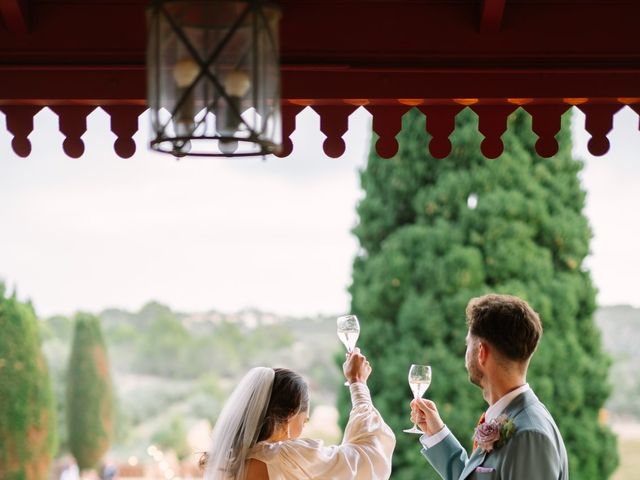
left=100, top=460, right=118, bottom=480
left=202, top=348, right=395, bottom=479
left=410, top=294, right=568, bottom=479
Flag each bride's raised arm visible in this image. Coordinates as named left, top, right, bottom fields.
left=249, top=351, right=396, bottom=480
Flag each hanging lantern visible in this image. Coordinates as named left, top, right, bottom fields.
left=147, top=0, right=282, bottom=157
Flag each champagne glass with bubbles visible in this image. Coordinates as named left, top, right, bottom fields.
left=404, top=364, right=432, bottom=434
left=337, top=314, right=360, bottom=386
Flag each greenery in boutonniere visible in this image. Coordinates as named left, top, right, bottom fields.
left=474, top=414, right=516, bottom=453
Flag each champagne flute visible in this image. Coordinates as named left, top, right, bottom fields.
left=404, top=364, right=432, bottom=434
left=337, top=314, right=360, bottom=386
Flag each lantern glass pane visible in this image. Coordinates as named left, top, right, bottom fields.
left=147, top=0, right=281, bottom=157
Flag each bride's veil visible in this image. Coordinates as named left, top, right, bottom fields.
left=204, top=367, right=275, bottom=480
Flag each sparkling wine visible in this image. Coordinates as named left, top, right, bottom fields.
left=337, top=315, right=361, bottom=386
left=405, top=364, right=432, bottom=434
left=409, top=380, right=431, bottom=398
left=338, top=329, right=359, bottom=352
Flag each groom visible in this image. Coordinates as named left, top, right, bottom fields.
left=410, top=294, right=568, bottom=479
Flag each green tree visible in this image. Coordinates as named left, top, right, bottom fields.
left=342, top=108, right=617, bottom=479
left=0, top=284, right=56, bottom=480
left=67, top=313, right=115, bottom=470
left=134, top=306, right=192, bottom=377
left=41, top=315, right=73, bottom=455
left=151, top=416, right=190, bottom=460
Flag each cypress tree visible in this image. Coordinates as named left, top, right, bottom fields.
left=0, top=283, right=56, bottom=480
left=342, top=108, right=618, bottom=479
left=66, top=313, right=115, bottom=470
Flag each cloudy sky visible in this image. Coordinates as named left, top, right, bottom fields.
left=1, top=107, right=639, bottom=318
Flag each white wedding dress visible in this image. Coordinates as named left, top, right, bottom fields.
left=248, top=382, right=395, bottom=480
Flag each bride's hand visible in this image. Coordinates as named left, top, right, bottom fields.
left=343, top=347, right=372, bottom=384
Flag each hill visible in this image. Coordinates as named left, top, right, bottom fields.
left=595, top=305, right=640, bottom=420
left=41, top=302, right=343, bottom=459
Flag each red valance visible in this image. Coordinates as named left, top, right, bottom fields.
left=2, top=1, right=639, bottom=159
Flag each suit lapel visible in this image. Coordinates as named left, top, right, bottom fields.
left=459, top=447, right=487, bottom=479
left=459, top=390, right=539, bottom=479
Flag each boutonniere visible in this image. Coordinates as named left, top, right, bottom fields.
left=473, top=414, right=516, bottom=453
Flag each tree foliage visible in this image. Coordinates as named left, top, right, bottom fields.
left=41, top=304, right=320, bottom=454
left=342, top=108, right=618, bottom=479
left=151, top=416, right=190, bottom=460
left=0, top=283, right=56, bottom=480
left=99, top=302, right=296, bottom=379
left=66, top=313, right=115, bottom=470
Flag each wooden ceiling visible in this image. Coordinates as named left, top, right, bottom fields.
left=1, top=0, right=640, bottom=158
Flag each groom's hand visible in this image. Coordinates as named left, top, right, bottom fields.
left=410, top=398, right=445, bottom=436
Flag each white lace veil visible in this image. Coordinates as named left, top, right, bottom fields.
left=204, top=367, right=275, bottom=480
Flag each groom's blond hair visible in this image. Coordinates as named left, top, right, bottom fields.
left=466, top=294, right=542, bottom=362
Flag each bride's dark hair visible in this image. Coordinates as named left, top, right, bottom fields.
left=200, top=367, right=309, bottom=476
left=258, top=368, right=309, bottom=441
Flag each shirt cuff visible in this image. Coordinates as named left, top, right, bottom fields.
left=349, top=382, right=372, bottom=408
left=420, top=425, right=451, bottom=449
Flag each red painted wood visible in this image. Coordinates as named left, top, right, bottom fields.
left=279, top=1, right=640, bottom=65
left=0, top=1, right=639, bottom=158
left=0, top=105, right=41, bottom=157
left=0, top=0, right=29, bottom=34
left=50, top=106, right=96, bottom=158
left=1, top=1, right=639, bottom=103
left=312, top=105, right=358, bottom=158
left=523, top=104, right=571, bottom=158
left=274, top=104, right=304, bottom=158
left=577, top=104, right=624, bottom=156
left=0, top=102, right=633, bottom=159
left=365, top=105, right=411, bottom=159
left=470, top=105, right=518, bottom=159
left=480, top=0, right=506, bottom=33
left=3, top=1, right=639, bottom=66
left=102, top=105, right=146, bottom=159
left=2, top=67, right=640, bottom=104
left=0, top=66, right=147, bottom=104
left=419, top=105, right=465, bottom=159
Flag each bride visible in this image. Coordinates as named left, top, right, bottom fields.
left=202, top=348, right=395, bottom=479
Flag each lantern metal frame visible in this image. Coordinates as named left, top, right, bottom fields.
left=147, top=0, right=282, bottom=157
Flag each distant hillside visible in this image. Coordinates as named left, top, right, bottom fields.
left=41, top=302, right=343, bottom=459
left=595, top=305, right=640, bottom=420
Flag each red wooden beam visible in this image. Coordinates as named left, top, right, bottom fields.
left=2, top=2, right=640, bottom=67
left=0, top=65, right=146, bottom=105
left=480, top=0, right=506, bottom=33
left=1, top=65, right=640, bottom=105
left=0, top=3, right=638, bottom=107
left=0, top=1, right=638, bottom=159
left=0, top=0, right=29, bottom=34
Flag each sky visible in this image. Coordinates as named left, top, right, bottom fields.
left=1, top=106, right=639, bottom=318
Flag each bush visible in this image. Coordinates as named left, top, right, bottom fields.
left=67, top=313, right=115, bottom=470
left=0, top=284, right=56, bottom=479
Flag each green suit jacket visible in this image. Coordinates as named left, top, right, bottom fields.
left=421, top=390, right=569, bottom=480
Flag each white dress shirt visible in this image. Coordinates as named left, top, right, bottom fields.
left=420, top=383, right=531, bottom=449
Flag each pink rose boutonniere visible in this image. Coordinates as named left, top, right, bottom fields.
left=473, top=414, right=516, bottom=453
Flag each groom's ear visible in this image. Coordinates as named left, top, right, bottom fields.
left=478, top=340, right=489, bottom=366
